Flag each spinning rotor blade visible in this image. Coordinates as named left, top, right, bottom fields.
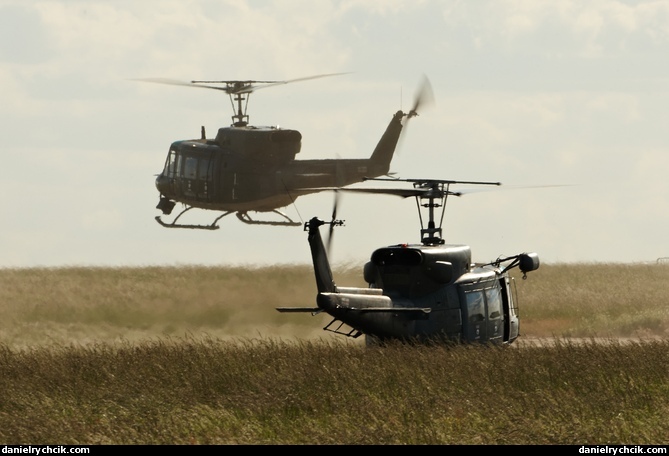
left=130, top=77, right=218, bottom=88
left=327, top=190, right=340, bottom=255
left=131, top=77, right=275, bottom=94
left=337, top=187, right=466, bottom=199
left=445, top=183, right=572, bottom=195
left=248, top=72, right=351, bottom=93
left=133, top=72, right=350, bottom=126
left=333, top=181, right=569, bottom=199
left=337, top=187, right=427, bottom=198
left=407, top=74, right=435, bottom=119
left=395, top=75, right=435, bottom=156
left=132, top=73, right=350, bottom=95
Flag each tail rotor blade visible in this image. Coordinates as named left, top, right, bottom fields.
left=395, top=75, right=435, bottom=156
left=408, top=74, right=435, bottom=119
left=327, top=190, right=340, bottom=255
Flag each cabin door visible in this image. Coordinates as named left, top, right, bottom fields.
left=484, top=286, right=504, bottom=343
left=499, top=276, right=520, bottom=343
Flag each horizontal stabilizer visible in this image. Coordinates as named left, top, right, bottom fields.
left=276, top=307, right=321, bottom=313
left=335, top=286, right=383, bottom=295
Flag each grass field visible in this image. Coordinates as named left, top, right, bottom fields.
left=1, top=263, right=668, bottom=444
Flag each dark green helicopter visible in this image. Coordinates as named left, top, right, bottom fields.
left=134, top=74, right=433, bottom=229
left=277, top=178, right=540, bottom=346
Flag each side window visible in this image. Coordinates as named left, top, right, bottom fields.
left=184, top=156, right=198, bottom=179
left=175, top=154, right=183, bottom=178
left=198, top=158, right=212, bottom=180
left=485, top=287, right=502, bottom=320
left=465, top=291, right=485, bottom=323
left=164, top=150, right=177, bottom=177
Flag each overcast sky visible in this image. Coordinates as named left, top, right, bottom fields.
left=1, top=0, right=668, bottom=269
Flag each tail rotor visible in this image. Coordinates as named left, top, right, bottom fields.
left=396, top=74, right=435, bottom=153
left=327, top=190, right=343, bottom=256
left=407, top=74, right=435, bottom=120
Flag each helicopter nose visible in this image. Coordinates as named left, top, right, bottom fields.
left=155, top=174, right=171, bottom=194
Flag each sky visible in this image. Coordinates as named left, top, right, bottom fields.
left=1, top=0, right=668, bottom=269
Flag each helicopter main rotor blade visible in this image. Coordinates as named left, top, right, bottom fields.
left=133, top=73, right=351, bottom=95
left=131, top=77, right=265, bottom=94
left=299, top=186, right=460, bottom=198
left=129, top=77, right=219, bottom=89
left=337, top=187, right=428, bottom=198
left=248, top=72, right=352, bottom=93
left=194, top=73, right=351, bottom=94
left=338, top=183, right=571, bottom=198
left=453, top=183, right=574, bottom=195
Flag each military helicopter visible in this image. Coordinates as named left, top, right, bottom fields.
left=276, top=177, right=541, bottom=346
left=134, top=73, right=433, bottom=229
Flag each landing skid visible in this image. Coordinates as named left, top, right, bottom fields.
left=155, top=207, right=301, bottom=229
left=323, top=318, right=363, bottom=338
left=236, top=210, right=301, bottom=227
left=155, top=207, right=233, bottom=230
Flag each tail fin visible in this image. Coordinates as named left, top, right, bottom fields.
left=368, top=110, right=405, bottom=175
left=305, top=217, right=337, bottom=294
left=368, top=77, right=434, bottom=175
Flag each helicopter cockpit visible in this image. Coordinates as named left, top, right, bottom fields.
left=155, top=141, right=217, bottom=214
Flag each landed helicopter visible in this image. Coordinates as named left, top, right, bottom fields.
left=276, top=177, right=541, bottom=346
left=134, top=74, right=433, bottom=229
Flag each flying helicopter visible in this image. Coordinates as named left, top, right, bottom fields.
left=134, top=73, right=433, bottom=229
left=276, top=177, right=541, bottom=346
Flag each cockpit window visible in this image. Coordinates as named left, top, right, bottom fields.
left=164, top=150, right=177, bottom=177
left=486, top=287, right=502, bottom=320
left=465, top=291, right=485, bottom=323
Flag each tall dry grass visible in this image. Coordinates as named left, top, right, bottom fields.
left=0, top=265, right=364, bottom=349
left=1, top=337, right=668, bottom=444
left=516, top=262, right=669, bottom=338
left=0, top=263, right=668, bottom=444
left=1, top=263, right=667, bottom=348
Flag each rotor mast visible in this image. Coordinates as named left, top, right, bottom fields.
left=230, top=90, right=250, bottom=126
left=413, top=180, right=502, bottom=245
left=190, top=80, right=262, bottom=127
left=362, top=177, right=502, bottom=246
left=416, top=181, right=448, bottom=245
